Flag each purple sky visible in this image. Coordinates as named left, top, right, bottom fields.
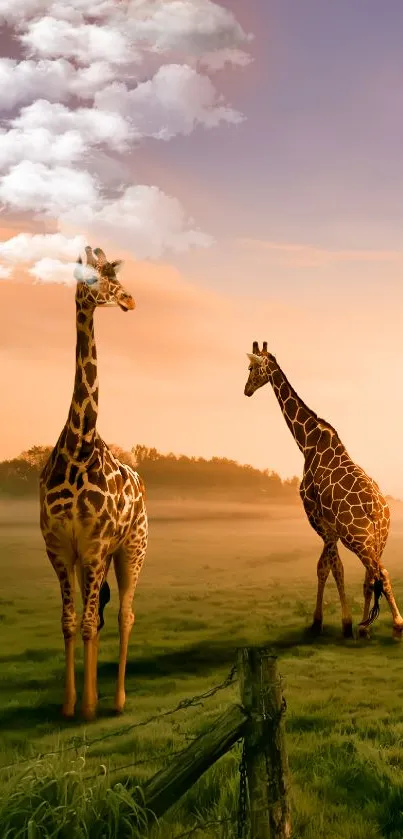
left=139, top=0, right=403, bottom=250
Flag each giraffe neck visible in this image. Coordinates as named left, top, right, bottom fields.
left=63, top=303, right=99, bottom=460
left=267, top=356, right=332, bottom=455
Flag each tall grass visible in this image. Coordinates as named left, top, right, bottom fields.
left=0, top=750, right=151, bottom=839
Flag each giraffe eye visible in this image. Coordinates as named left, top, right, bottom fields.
left=85, top=276, right=98, bottom=286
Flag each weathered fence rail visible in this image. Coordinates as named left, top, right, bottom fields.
left=0, top=646, right=291, bottom=838
left=132, top=646, right=291, bottom=839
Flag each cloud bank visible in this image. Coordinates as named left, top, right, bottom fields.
left=0, top=0, right=252, bottom=282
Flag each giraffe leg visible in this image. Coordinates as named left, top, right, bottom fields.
left=311, top=546, right=331, bottom=633
left=76, top=562, right=98, bottom=705
left=113, top=528, right=147, bottom=714
left=378, top=566, right=403, bottom=640
left=302, top=507, right=341, bottom=635
left=328, top=546, right=353, bottom=637
left=94, top=562, right=112, bottom=703
left=80, top=559, right=106, bottom=721
left=358, top=569, right=374, bottom=639
left=47, top=548, right=78, bottom=718
left=75, top=554, right=111, bottom=716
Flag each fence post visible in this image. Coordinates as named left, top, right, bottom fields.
left=238, top=647, right=291, bottom=839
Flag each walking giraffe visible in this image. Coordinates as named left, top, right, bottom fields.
left=40, top=246, right=148, bottom=720
left=244, top=341, right=403, bottom=639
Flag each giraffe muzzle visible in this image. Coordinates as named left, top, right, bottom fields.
left=118, top=296, right=135, bottom=312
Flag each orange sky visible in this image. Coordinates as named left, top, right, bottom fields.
left=1, top=228, right=403, bottom=498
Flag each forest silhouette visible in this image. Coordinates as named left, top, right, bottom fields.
left=0, top=444, right=301, bottom=501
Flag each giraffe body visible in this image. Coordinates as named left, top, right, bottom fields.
left=40, top=247, right=148, bottom=719
left=244, top=343, right=403, bottom=639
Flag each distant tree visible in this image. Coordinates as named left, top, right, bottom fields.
left=0, top=442, right=301, bottom=501
left=108, top=444, right=137, bottom=470
left=20, top=445, right=52, bottom=471
left=0, top=457, right=38, bottom=495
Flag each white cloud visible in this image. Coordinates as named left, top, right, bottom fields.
left=126, top=0, right=252, bottom=58
left=0, top=0, right=251, bottom=278
left=2, top=0, right=252, bottom=62
left=0, top=63, right=241, bottom=213
left=0, top=0, right=48, bottom=22
left=0, top=185, right=213, bottom=276
left=0, top=58, right=73, bottom=111
left=0, top=233, right=104, bottom=285
left=13, top=100, right=133, bottom=152
left=0, top=263, right=12, bottom=279
left=0, top=232, right=86, bottom=264
left=199, top=48, right=253, bottom=71
left=51, top=0, right=116, bottom=17
left=0, top=0, right=118, bottom=23
left=60, top=184, right=213, bottom=259
left=95, top=64, right=243, bottom=139
left=70, top=61, right=118, bottom=98
left=0, top=127, right=85, bottom=169
left=0, top=58, right=123, bottom=110
left=28, top=258, right=86, bottom=285
left=0, top=98, right=133, bottom=180
left=0, top=161, right=99, bottom=215
left=21, top=15, right=136, bottom=65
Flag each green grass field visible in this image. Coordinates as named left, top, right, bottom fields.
left=2, top=496, right=403, bottom=838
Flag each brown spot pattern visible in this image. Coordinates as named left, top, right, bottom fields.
left=39, top=250, right=147, bottom=717
left=244, top=345, right=403, bottom=636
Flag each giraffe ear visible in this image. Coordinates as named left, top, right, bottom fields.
left=110, top=259, right=123, bottom=273
left=247, top=353, right=262, bottom=364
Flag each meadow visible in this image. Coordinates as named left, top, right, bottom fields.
left=2, top=494, right=403, bottom=838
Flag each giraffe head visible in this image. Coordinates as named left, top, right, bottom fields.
left=74, top=246, right=135, bottom=313
left=244, top=341, right=272, bottom=397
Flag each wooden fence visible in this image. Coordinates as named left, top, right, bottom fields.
left=132, top=646, right=292, bottom=839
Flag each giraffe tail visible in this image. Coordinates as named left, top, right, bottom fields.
left=98, top=581, right=111, bottom=631
left=361, top=578, right=384, bottom=627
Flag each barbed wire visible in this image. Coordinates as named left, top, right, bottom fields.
left=83, top=748, right=186, bottom=781
left=0, top=663, right=238, bottom=774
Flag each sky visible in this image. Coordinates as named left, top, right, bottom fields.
left=0, top=0, right=403, bottom=496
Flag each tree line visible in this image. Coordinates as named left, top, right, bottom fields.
left=0, top=444, right=302, bottom=501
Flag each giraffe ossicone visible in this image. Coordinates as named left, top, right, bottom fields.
left=244, top=340, right=403, bottom=641
left=40, top=245, right=147, bottom=721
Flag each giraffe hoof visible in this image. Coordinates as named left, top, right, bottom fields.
left=114, top=693, right=126, bottom=715
left=358, top=626, right=371, bottom=640
left=62, top=705, right=76, bottom=719
left=392, top=626, right=403, bottom=641
left=309, top=619, right=323, bottom=635
left=342, top=622, right=354, bottom=639
left=81, top=706, right=97, bottom=722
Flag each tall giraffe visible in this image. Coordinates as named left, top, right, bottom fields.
left=244, top=341, right=403, bottom=640
left=40, top=246, right=148, bottom=720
